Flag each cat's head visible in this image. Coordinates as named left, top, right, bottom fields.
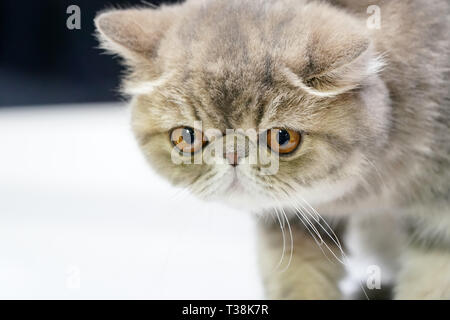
left=95, top=0, right=390, bottom=212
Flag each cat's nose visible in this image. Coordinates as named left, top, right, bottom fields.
left=222, top=132, right=250, bottom=166
left=225, top=152, right=239, bottom=167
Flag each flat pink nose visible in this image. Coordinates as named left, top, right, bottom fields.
left=225, top=152, right=238, bottom=166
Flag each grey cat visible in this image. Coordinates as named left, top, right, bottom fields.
left=95, top=0, right=450, bottom=299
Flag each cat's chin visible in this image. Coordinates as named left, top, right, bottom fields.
left=202, top=174, right=361, bottom=214
left=211, top=193, right=274, bottom=213
left=200, top=175, right=275, bottom=212
left=192, top=156, right=362, bottom=213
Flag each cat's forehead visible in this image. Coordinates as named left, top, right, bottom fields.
left=178, top=61, right=280, bottom=129
left=159, top=66, right=311, bottom=132
left=158, top=3, right=310, bottom=129
left=157, top=42, right=312, bottom=130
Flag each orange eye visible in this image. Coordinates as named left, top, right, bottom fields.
left=170, top=127, right=207, bottom=154
left=267, top=128, right=302, bottom=155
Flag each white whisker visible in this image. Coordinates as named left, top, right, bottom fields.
left=294, top=195, right=369, bottom=299
left=279, top=207, right=294, bottom=272
left=272, top=208, right=287, bottom=272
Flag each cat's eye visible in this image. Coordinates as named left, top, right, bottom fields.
left=266, top=128, right=302, bottom=155
left=170, top=127, right=207, bottom=154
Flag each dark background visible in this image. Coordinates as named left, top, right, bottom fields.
left=0, top=0, right=178, bottom=107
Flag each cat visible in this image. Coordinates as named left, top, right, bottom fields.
left=95, top=0, right=450, bottom=299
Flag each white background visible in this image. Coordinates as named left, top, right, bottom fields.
left=0, top=104, right=264, bottom=299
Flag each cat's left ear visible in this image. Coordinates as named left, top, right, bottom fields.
left=284, top=9, right=384, bottom=97
left=95, top=8, right=175, bottom=63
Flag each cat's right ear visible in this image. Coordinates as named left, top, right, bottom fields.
left=95, top=8, right=174, bottom=63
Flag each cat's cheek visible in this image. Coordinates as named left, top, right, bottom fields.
left=286, top=151, right=364, bottom=207
left=135, top=139, right=197, bottom=187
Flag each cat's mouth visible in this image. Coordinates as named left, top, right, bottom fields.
left=224, top=168, right=245, bottom=194
left=211, top=167, right=276, bottom=212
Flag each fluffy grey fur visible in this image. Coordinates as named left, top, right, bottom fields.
left=95, top=0, right=450, bottom=299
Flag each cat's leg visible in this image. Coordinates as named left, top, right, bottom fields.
left=394, top=215, right=450, bottom=299
left=345, top=212, right=406, bottom=299
left=257, top=217, right=347, bottom=300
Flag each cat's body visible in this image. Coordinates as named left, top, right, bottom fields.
left=96, top=0, right=450, bottom=299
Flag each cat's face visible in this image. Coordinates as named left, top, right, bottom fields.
left=96, top=0, right=390, bottom=211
